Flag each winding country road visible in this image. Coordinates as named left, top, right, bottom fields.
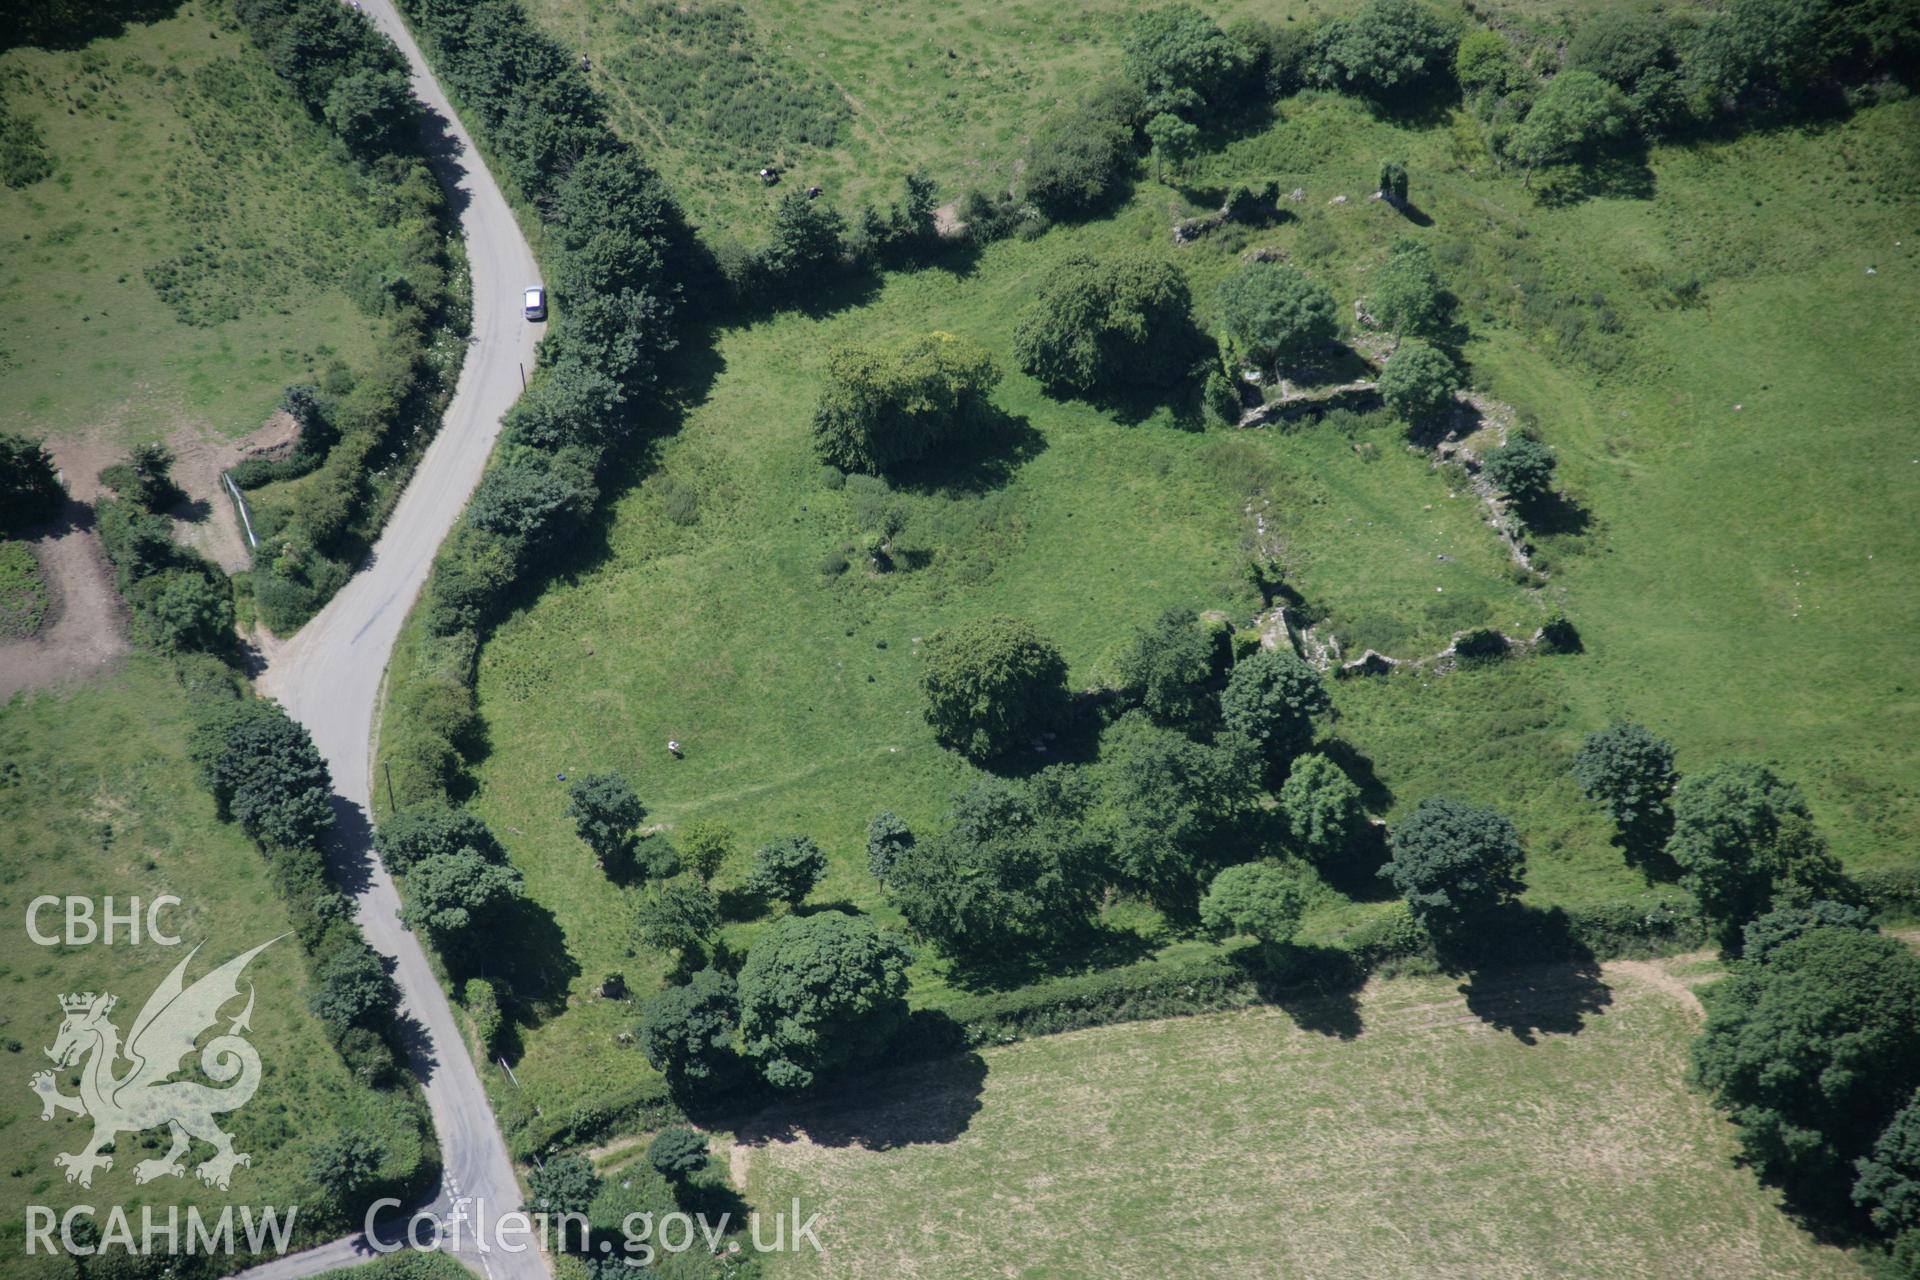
left=248, top=1, right=543, bottom=1276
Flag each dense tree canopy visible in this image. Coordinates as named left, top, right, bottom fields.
left=919, top=615, right=1069, bottom=760
left=1122, top=4, right=1250, bottom=120
left=1565, top=9, right=1673, bottom=90
left=1482, top=436, right=1558, bottom=503
left=1382, top=796, right=1526, bottom=938
left=307, top=1130, right=386, bottom=1211
left=737, top=912, right=913, bottom=1090
left=1571, top=722, right=1676, bottom=858
left=0, top=432, right=63, bottom=531
left=1279, top=752, right=1366, bottom=863
left=812, top=332, right=1002, bottom=474
left=635, top=876, right=721, bottom=958
left=191, top=699, right=335, bottom=849
left=1369, top=239, right=1446, bottom=336
left=1377, top=339, right=1461, bottom=425
left=887, top=770, right=1104, bottom=960
left=865, top=810, right=915, bottom=885
left=566, top=770, right=645, bottom=867
left=1112, top=606, right=1216, bottom=727
left=1309, top=0, right=1460, bottom=103
left=1694, top=927, right=1920, bottom=1213
left=1012, top=253, right=1198, bottom=395
left=1220, top=647, right=1332, bottom=772
left=1509, top=70, right=1630, bottom=172
left=647, top=1127, right=709, bottom=1179
left=747, top=835, right=828, bottom=907
left=1858, top=1092, right=1920, bottom=1234
left=637, top=968, right=739, bottom=1093
left=525, top=1152, right=601, bottom=1218
left=1095, top=712, right=1258, bottom=905
left=1201, top=862, right=1307, bottom=960
left=400, top=849, right=525, bottom=956
left=1667, top=763, right=1844, bottom=949
left=308, top=942, right=399, bottom=1030
left=1021, top=100, right=1136, bottom=218
left=1741, top=900, right=1875, bottom=965
left=377, top=805, right=505, bottom=873
left=1214, top=263, right=1339, bottom=366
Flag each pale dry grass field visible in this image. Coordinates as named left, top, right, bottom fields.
left=742, top=962, right=1855, bottom=1280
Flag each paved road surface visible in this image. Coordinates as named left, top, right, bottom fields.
left=252, top=1, right=543, bottom=1276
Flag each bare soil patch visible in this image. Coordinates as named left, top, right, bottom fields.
left=0, top=503, right=130, bottom=700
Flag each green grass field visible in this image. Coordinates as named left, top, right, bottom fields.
left=0, top=1, right=417, bottom=451
left=526, top=0, right=1362, bottom=238
left=742, top=963, right=1855, bottom=1279
left=433, top=61, right=1920, bottom=1124
left=0, top=661, right=428, bottom=1259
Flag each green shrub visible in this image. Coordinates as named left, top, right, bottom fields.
left=1013, top=252, right=1198, bottom=396
left=812, top=332, right=1002, bottom=474
left=0, top=432, right=64, bottom=530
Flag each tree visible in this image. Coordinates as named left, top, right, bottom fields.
left=1693, top=927, right=1920, bottom=1214
left=746, top=835, right=827, bottom=907
left=1382, top=796, right=1526, bottom=939
left=1368, top=239, right=1446, bottom=337
left=737, top=912, right=913, bottom=1090
left=191, top=698, right=335, bottom=849
left=1378, top=159, right=1409, bottom=204
left=1214, top=263, right=1339, bottom=366
left=919, top=615, right=1069, bottom=761
left=635, top=876, right=721, bottom=958
left=637, top=968, right=739, bottom=1092
left=1377, top=339, right=1461, bottom=425
left=1145, top=111, right=1201, bottom=180
left=1220, top=647, right=1332, bottom=772
left=1096, top=712, right=1257, bottom=905
left=566, top=770, right=645, bottom=867
left=322, top=65, right=414, bottom=154
left=887, top=770, right=1104, bottom=960
left=812, top=331, right=1002, bottom=474
left=647, top=1127, right=709, bottom=1180
left=1309, top=0, right=1459, bottom=103
left=1113, top=607, right=1216, bottom=727
left=1012, top=252, right=1198, bottom=395
left=150, top=571, right=233, bottom=653
left=1509, top=70, right=1629, bottom=175
left=1122, top=4, right=1250, bottom=119
left=466, top=452, right=593, bottom=547
left=308, top=1131, right=386, bottom=1209
left=1571, top=722, right=1676, bottom=861
left=1455, top=30, right=1530, bottom=98
left=1482, top=436, right=1557, bottom=503
left=1858, top=1092, right=1920, bottom=1234
left=400, top=849, right=524, bottom=955
left=1279, top=752, right=1365, bottom=863
left=676, top=818, right=734, bottom=883
left=308, top=942, right=398, bottom=1029
left=124, top=441, right=181, bottom=511
left=377, top=805, right=504, bottom=874
left=1021, top=102, right=1134, bottom=219
left=0, top=431, right=64, bottom=531
left=525, top=1152, right=600, bottom=1219
left=865, top=810, right=914, bottom=885
left=1201, top=862, right=1307, bottom=961
left=1742, top=899, right=1876, bottom=965
left=1667, top=763, right=1845, bottom=950
left=502, top=362, right=627, bottom=451
left=1565, top=9, right=1672, bottom=90
left=759, top=191, right=845, bottom=287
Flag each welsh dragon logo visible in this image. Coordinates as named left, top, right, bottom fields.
left=30, top=938, right=280, bottom=1191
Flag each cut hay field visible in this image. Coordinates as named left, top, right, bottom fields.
left=0, top=661, right=430, bottom=1262
left=0, top=1, right=420, bottom=453
left=740, top=961, right=1855, bottom=1279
